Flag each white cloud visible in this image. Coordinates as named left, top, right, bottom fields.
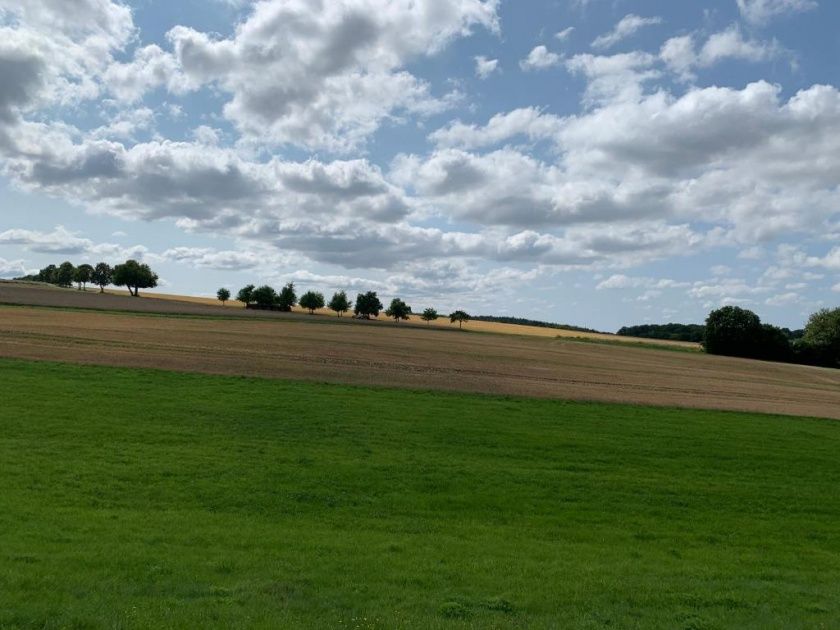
left=0, top=257, right=33, bottom=278
left=520, top=45, right=561, bottom=71
left=736, top=0, right=817, bottom=25
left=661, top=26, right=783, bottom=80
left=596, top=274, right=689, bottom=290
left=474, top=55, right=499, bottom=79
left=591, top=14, right=662, bottom=51
left=160, top=0, right=499, bottom=151
left=428, top=107, right=563, bottom=149
left=555, top=27, right=575, bottom=41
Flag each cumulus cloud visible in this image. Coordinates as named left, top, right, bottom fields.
left=428, top=107, right=563, bottom=150
left=474, top=55, right=499, bottom=79
left=736, top=0, right=818, bottom=25
left=161, top=0, right=499, bottom=151
left=661, top=26, right=784, bottom=80
left=520, top=46, right=561, bottom=71
left=0, top=257, right=33, bottom=278
left=0, top=226, right=148, bottom=260
left=596, top=274, right=689, bottom=290
left=591, top=14, right=662, bottom=51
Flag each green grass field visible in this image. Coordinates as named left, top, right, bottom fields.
left=2, top=358, right=840, bottom=629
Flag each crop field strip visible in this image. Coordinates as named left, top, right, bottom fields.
left=2, top=304, right=839, bottom=419
left=0, top=282, right=700, bottom=347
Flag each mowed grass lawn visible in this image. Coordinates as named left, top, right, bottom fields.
left=2, top=359, right=840, bottom=629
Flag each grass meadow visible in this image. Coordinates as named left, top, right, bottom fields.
left=2, top=358, right=840, bottom=628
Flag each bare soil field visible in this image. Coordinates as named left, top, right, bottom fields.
left=0, top=281, right=699, bottom=348
left=1, top=303, right=839, bottom=419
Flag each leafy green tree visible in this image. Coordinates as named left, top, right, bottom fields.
left=277, top=282, right=297, bottom=312
left=300, top=290, right=325, bottom=314
left=354, top=291, right=383, bottom=319
left=217, top=288, right=231, bottom=306
left=237, top=284, right=255, bottom=306
left=328, top=290, right=350, bottom=317
left=74, top=264, right=94, bottom=290
left=56, top=261, right=76, bottom=288
left=112, top=260, right=158, bottom=297
left=757, top=324, right=793, bottom=362
left=703, top=306, right=762, bottom=357
left=91, top=262, right=113, bottom=293
left=449, top=310, right=471, bottom=329
left=421, top=308, right=439, bottom=325
left=385, top=298, right=411, bottom=322
left=802, top=307, right=840, bottom=367
left=37, top=264, right=58, bottom=284
left=252, top=285, right=277, bottom=307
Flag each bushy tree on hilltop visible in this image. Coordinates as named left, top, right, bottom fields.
left=450, top=310, right=471, bottom=329
left=56, top=261, right=75, bottom=288
left=802, top=307, right=840, bottom=367
left=217, top=288, right=231, bottom=305
left=354, top=291, right=383, bottom=319
left=300, top=290, right=325, bottom=314
left=237, top=284, right=255, bottom=306
left=421, top=308, right=439, bottom=325
left=328, top=290, right=350, bottom=317
left=74, top=264, right=94, bottom=290
left=252, top=285, right=277, bottom=307
left=703, top=306, right=763, bottom=357
left=385, top=298, right=411, bottom=322
left=113, top=260, right=158, bottom=297
left=277, top=283, right=297, bottom=312
left=91, top=262, right=113, bottom=293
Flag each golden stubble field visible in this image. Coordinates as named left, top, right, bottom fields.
left=2, top=298, right=839, bottom=419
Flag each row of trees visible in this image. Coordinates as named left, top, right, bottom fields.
left=704, top=306, right=840, bottom=367
left=18, top=260, right=159, bottom=296
left=223, top=284, right=472, bottom=327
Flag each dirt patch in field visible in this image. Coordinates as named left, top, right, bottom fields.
left=1, top=303, right=838, bottom=419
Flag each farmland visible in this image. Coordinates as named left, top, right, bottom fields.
left=0, top=281, right=699, bottom=347
left=2, top=358, right=840, bottom=628
left=3, top=283, right=840, bottom=628
left=1, top=304, right=840, bottom=418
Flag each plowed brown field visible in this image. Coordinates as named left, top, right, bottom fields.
left=2, top=301, right=839, bottom=419
left=0, top=282, right=699, bottom=347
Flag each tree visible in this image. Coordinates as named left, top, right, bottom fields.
left=277, top=282, right=297, bottom=312
left=449, top=310, right=471, bottom=329
left=38, top=264, right=58, bottom=284
left=252, top=285, right=277, bottom=307
left=354, top=291, right=383, bottom=319
left=299, top=290, right=325, bottom=314
left=56, top=261, right=75, bottom=288
left=802, top=307, right=840, bottom=367
left=112, top=260, right=158, bottom=297
left=217, top=288, right=231, bottom=306
left=421, top=308, right=439, bottom=325
left=757, top=324, right=793, bottom=362
left=385, top=298, right=411, bottom=322
left=91, top=262, right=113, bottom=293
left=703, top=306, right=763, bottom=358
left=328, top=290, right=350, bottom=317
left=74, top=264, right=94, bottom=290
left=237, top=284, right=255, bottom=306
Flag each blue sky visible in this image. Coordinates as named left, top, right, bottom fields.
left=1, top=0, right=839, bottom=331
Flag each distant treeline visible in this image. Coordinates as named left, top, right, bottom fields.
left=472, top=315, right=606, bottom=335
left=618, top=323, right=804, bottom=344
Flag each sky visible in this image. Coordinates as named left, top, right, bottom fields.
left=0, top=0, right=839, bottom=332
